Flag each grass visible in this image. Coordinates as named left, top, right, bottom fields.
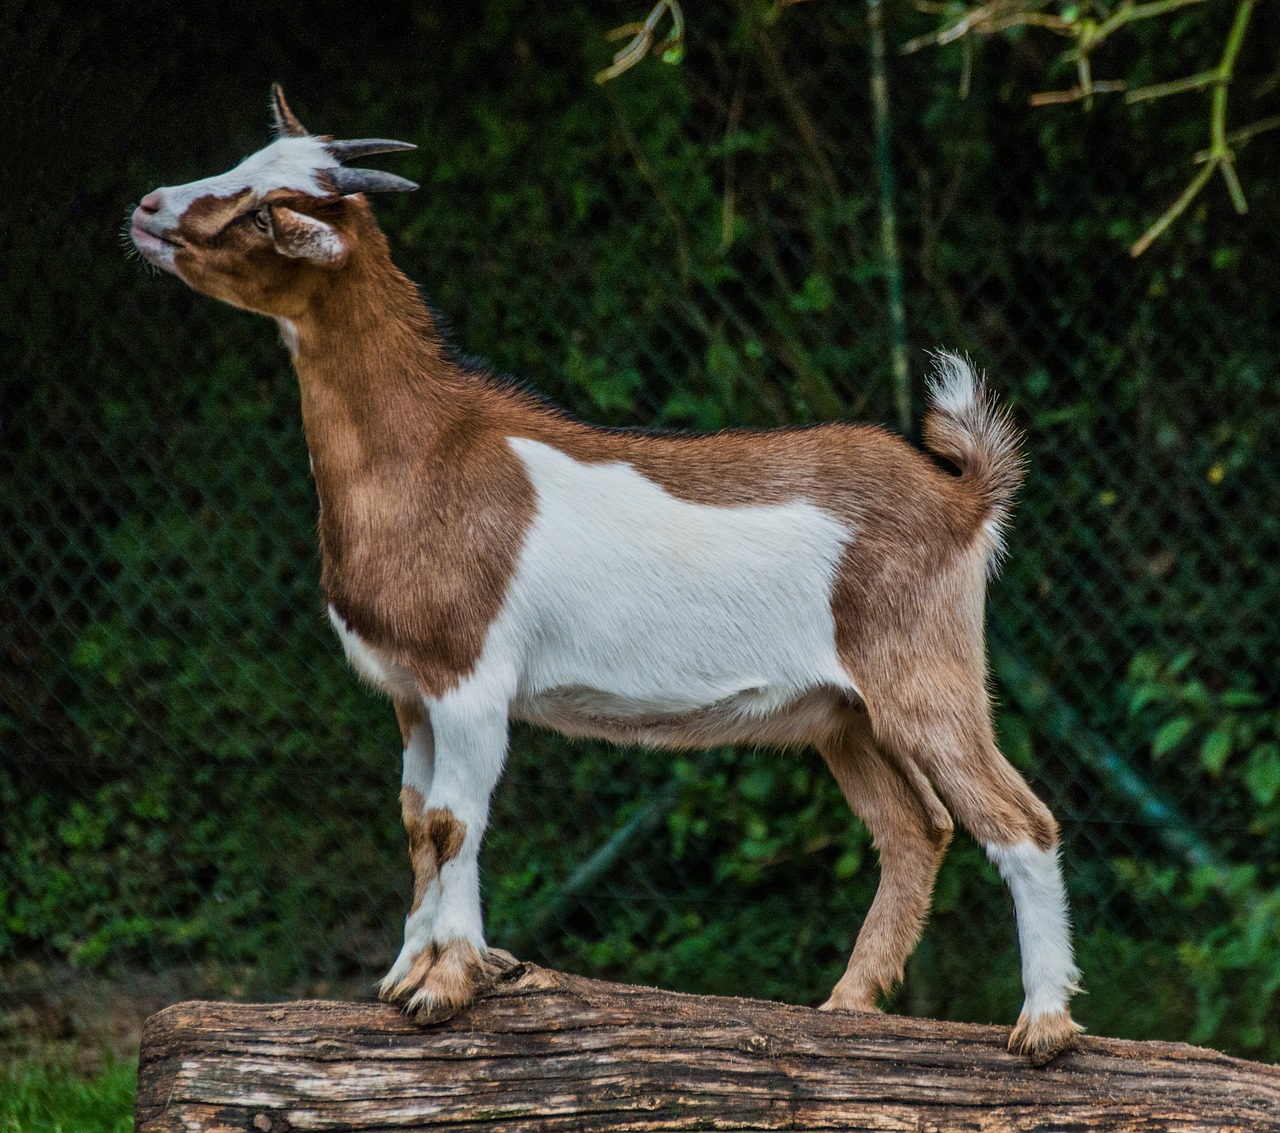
left=0, top=1059, right=135, bottom=1133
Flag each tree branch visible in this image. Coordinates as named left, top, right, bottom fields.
left=1130, top=0, right=1256, bottom=256
left=596, top=1, right=686, bottom=84
left=902, top=0, right=1260, bottom=253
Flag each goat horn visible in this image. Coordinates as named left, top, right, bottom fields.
left=327, top=167, right=420, bottom=195
left=327, top=139, right=417, bottom=161
left=271, top=84, right=309, bottom=138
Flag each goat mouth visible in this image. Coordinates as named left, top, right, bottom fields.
left=130, top=221, right=185, bottom=272
left=130, top=221, right=181, bottom=250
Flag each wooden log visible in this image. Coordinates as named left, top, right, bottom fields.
left=135, top=951, right=1280, bottom=1132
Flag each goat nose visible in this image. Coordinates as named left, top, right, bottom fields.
left=138, top=190, right=163, bottom=214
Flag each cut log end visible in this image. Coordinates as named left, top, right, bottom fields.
left=135, top=954, right=1280, bottom=1132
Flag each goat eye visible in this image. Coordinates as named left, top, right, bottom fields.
left=253, top=208, right=271, bottom=233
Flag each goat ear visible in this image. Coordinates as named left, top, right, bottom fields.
left=270, top=207, right=348, bottom=266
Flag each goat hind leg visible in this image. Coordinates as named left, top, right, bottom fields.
left=817, top=711, right=953, bottom=1013
left=876, top=690, right=1082, bottom=1064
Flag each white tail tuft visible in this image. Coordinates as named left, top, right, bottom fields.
left=922, top=352, right=1025, bottom=565
left=926, top=351, right=981, bottom=419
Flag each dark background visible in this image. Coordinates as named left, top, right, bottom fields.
left=3, top=0, right=1279, bottom=1061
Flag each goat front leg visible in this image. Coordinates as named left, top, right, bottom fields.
left=379, top=685, right=509, bottom=1022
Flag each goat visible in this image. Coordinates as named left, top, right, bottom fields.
left=129, top=86, right=1081, bottom=1064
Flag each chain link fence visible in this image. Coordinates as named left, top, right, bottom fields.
left=3, top=2, right=1278, bottom=1057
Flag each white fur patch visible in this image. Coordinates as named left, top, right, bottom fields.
left=128, top=223, right=180, bottom=272
left=154, top=136, right=335, bottom=227
left=986, top=841, right=1080, bottom=1019
left=277, top=318, right=299, bottom=357
left=327, top=606, right=420, bottom=703
left=272, top=207, right=345, bottom=264
left=499, top=438, right=857, bottom=745
left=402, top=718, right=435, bottom=796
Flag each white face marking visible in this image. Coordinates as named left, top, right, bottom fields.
left=130, top=136, right=336, bottom=274
left=986, top=841, right=1080, bottom=1020
left=128, top=223, right=181, bottom=272
left=159, top=136, right=333, bottom=223
left=499, top=438, right=857, bottom=740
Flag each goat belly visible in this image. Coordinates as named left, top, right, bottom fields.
left=510, top=684, right=854, bottom=748
left=499, top=436, right=860, bottom=745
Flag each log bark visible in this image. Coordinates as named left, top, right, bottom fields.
left=135, top=951, right=1280, bottom=1132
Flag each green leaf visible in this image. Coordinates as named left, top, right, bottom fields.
left=1128, top=683, right=1168, bottom=715
left=1126, top=652, right=1162, bottom=681
left=1200, top=727, right=1233, bottom=776
left=1151, top=716, right=1194, bottom=758
left=1221, top=689, right=1265, bottom=708
left=72, top=638, right=105, bottom=671
left=1245, top=745, right=1280, bottom=807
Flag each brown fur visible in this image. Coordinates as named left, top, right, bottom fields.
left=177, top=189, right=252, bottom=241
left=400, top=786, right=466, bottom=915
left=818, top=709, right=953, bottom=1011
left=172, top=189, right=346, bottom=317
left=393, top=698, right=424, bottom=744
left=199, top=205, right=524, bottom=698
left=173, top=190, right=998, bottom=710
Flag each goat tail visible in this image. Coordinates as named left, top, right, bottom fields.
left=922, top=352, right=1025, bottom=555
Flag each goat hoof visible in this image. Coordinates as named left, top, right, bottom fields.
left=379, top=939, right=484, bottom=1024
left=817, top=996, right=881, bottom=1014
left=1008, top=1009, right=1083, bottom=1066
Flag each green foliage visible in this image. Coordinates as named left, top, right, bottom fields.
left=1128, top=651, right=1280, bottom=799
left=0, top=1059, right=135, bottom=1133
left=1, top=0, right=1277, bottom=1064
left=1109, top=650, right=1280, bottom=1052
